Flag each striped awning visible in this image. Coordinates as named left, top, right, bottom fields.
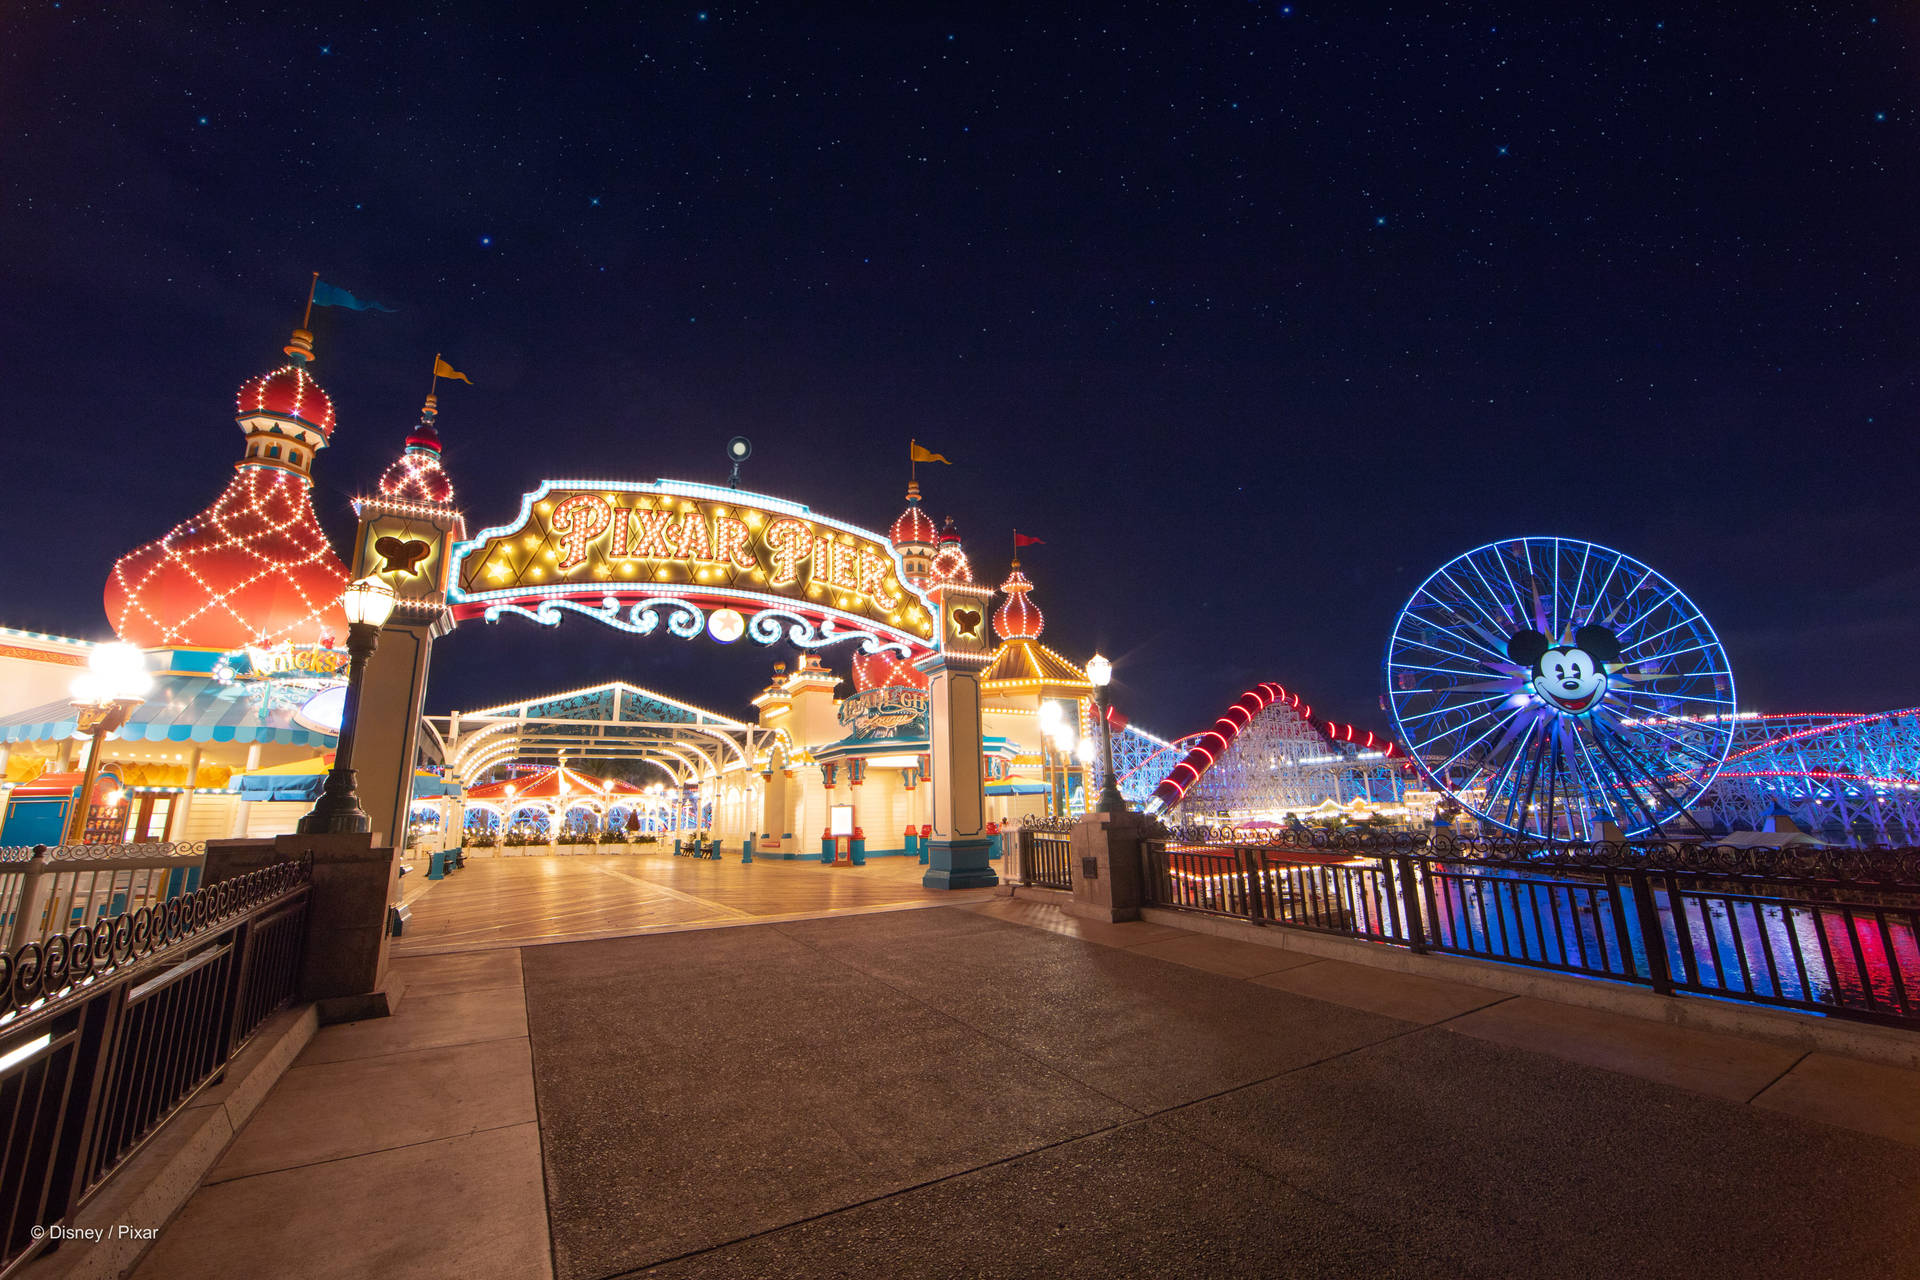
left=0, top=674, right=339, bottom=748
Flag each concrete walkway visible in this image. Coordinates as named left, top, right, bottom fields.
left=130, top=897, right=1920, bottom=1279
left=394, top=852, right=992, bottom=955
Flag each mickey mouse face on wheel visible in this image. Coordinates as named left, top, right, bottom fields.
left=1506, top=624, right=1622, bottom=715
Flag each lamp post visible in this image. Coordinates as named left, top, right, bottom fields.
left=64, top=643, right=153, bottom=844
left=300, top=576, right=399, bottom=835
left=1074, top=737, right=1096, bottom=817
left=1037, top=701, right=1069, bottom=818
left=1086, top=653, right=1127, bottom=813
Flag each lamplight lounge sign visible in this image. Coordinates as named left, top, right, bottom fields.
left=451, top=480, right=937, bottom=647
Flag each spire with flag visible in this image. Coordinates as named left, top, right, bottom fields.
left=302, top=272, right=397, bottom=321
left=430, top=354, right=473, bottom=390
left=909, top=439, right=951, bottom=480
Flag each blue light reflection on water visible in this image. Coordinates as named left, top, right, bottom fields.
left=1410, top=865, right=1919, bottom=1014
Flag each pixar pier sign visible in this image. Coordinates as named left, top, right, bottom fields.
left=448, top=479, right=938, bottom=654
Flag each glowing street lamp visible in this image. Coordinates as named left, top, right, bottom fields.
left=1087, top=653, right=1127, bottom=813
left=1037, top=700, right=1077, bottom=818
left=65, top=643, right=153, bottom=843
left=300, top=576, right=398, bottom=834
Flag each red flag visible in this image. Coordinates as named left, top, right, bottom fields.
left=1105, top=704, right=1128, bottom=732
left=1014, top=533, right=1045, bottom=547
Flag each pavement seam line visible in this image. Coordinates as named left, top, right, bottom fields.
left=396, top=893, right=986, bottom=959
left=766, top=911, right=1151, bottom=1120
left=203, top=1118, right=539, bottom=1185
left=1745, top=1049, right=1813, bottom=1105
left=296, top=1029, right=531, bottom=1069
left=591, top=1113, right=1176, bottom=1280
left=519, top=945, right=567, bottom=1280
left=591, top=863, right=756, bottom=916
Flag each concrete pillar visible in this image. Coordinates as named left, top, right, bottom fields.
left=912, top=581, right=998, bottom=889
left=203, top=831, right=401, bottom=1023
left=172, top=746, right=202, bottom=842
left=1066, top=809, right=1154, bottom=922
left=355, top=620, right=438, bottom=850
left=229, top=743, right=263, bottom=837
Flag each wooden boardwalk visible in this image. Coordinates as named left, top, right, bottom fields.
left=394, top=852, right=995, bottom=956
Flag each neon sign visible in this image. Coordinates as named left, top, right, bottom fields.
left=450, top=480, right=937, bottom=653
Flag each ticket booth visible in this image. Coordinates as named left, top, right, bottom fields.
left=1, top=768, right=126, bottom=847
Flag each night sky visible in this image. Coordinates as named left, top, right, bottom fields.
left=3, top=5, right=1915, bottom=740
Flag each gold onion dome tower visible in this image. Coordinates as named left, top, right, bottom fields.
left=856, top=480, right=942, bottom=692
left=103, top=328, right=350, bottom=651
left=376, top=394, right=456, bottom=504
left=982, top=558, right=1090, bottom=692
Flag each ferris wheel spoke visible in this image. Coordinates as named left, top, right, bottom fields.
left=1600, top=728, right=1713, bottom=834
left=1424, top=704, right=1523, bottom=776
left=1396, top=692, right=1514, bottom=726
left=1433, top=566, right=1522, bottom=645
left=1393, top=659, right=1504, bottom=682
left=1610, top=587, right=1681, bottom=643
left=1396, top=631, right=1510, bottom=669
left=1459, top=558, right=1517, bottom=633
left=1587, top=730, right=1667, bottom=833
left=1619, top=718, right=1729, bottom=767
left=1505, top=721, right=1552, bottom=832
left=1579, top=553, right=1624, bottom=627
left=1593, top=568, right=1655, bottom=632
left=1617, top=613, right=1699, bottom=656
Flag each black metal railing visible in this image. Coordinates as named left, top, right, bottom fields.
left=1141, top=829, right=1920, bottom=1028
left=1016, top=817, right=1074, bottom=891
left=0, top=859, right=310, bottom=1274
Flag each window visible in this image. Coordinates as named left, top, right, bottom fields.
left=289, top=450, right=302, bottom=466
left=266, top=445, right=280, bottom=459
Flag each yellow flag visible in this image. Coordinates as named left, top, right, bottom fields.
left=910, top=440, right=951, bottom=465
left=433, top=357, right=473, bottom=385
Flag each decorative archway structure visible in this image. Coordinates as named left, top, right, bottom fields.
left=356, top=474, right=999, bottom=888
left=447, top=479, right=939, bottom=662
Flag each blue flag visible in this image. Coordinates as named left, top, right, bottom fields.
left=311, top=279, right=396, bottom=313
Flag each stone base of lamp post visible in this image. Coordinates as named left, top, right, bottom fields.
left=204, top=831, right=402, bottom=1024
left=923, top=836, right=998, bottom=890
left=1065, top=808, right=1153, bottom=923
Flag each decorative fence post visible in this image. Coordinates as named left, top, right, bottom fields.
left=1627, top=867, right=1674, bottom=994
left=1393, top=854, right=1428, bottom=953
left=1237, top=845, right=1266, bottom=923
left=7, top=845, right=53, bottom=952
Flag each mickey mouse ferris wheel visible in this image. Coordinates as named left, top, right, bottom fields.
left=1383, top=537, right=1737, bottom=842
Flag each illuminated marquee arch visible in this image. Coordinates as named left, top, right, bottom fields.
left=448, top=479, right=939, bottom=658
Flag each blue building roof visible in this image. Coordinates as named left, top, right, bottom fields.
left=0, top=674, right=339, bottom=748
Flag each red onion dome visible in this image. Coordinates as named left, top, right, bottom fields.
left=377, top=395, right=456, bottom=504
left=105, top=467, right=350, bottom=650
left=889, top=480, right=937, bottom=547
left=993, top=562, right=1043, bottom=641
left=927, top=515, right=974, bottom=585
left=235, top=330, right=335, bottom=439
left=853, top=648, right=930, bottom=692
